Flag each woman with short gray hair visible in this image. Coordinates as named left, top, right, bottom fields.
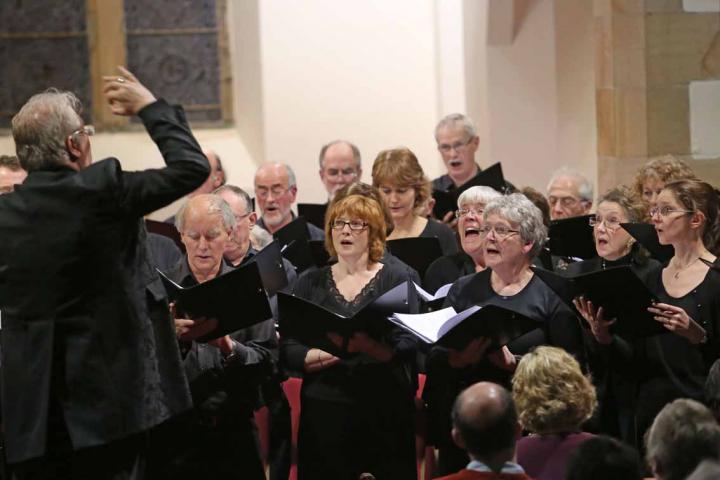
left=423, top=186, right=501, bottom=293
left=423, top=193, right=584, bottom=475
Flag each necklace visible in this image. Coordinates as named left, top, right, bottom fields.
left=671, top=256, right=701, bottom=279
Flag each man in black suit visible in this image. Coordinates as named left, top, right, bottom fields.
left=0, top=68, right=210, bottom=479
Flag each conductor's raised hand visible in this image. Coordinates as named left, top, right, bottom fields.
left=102, top=66, right=156, bottom=116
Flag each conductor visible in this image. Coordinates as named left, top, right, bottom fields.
left=0, top=68, right=210, bottom=479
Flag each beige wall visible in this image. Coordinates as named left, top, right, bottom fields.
left=1, top=0, right=600, bottom=218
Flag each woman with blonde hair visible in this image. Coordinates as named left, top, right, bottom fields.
left=632, top=155, right=695, bottom=209
left=513, top=346, right=597, bottom=480
left=372, top=147, right=459, bottom=255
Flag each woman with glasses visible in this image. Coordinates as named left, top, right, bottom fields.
left=372, top=148, right=459, bottom=256
left=567, top=187, right=659, bottom=442
left=577, top=179, right=720, bottom=451
left=423, top=186, right=502, bottom=294
left=423, top=194, right=585, bottom=475
left=280, top=193, right=418, bottom=480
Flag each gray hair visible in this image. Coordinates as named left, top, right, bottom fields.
left=318, top=140, right=362, bottom=169
left=457, top=186, right=502, bottom=209
left=484, top=193, right=547, bottom=258
left=213, top=184, right=253, bottom=215
left=284, top=164, right=297, bottom=188
left=12, top=89, right=84, bottom=172
left=646, top=399, right=720, bottom=480
left=175, top=194, right=236, bottom=233
left=546, top=167, right=594, bottom=203
left=435, top=113, right=477, bottom=140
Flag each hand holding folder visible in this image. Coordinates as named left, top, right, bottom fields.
left=157, top=262, right=272, bottom=342
left=532, top=265, right=665, bottom=340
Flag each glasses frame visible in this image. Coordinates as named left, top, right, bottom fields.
left=331, top=219, right=369, bottom=232
left=255, top=185, right=292, bottom=199
left=437, top=137, right=473, bottom=154
left=478, top=224, right=520, bottom=239
left=649, top=206, right=695, bottom=218
left=588, top=214, right=623, bottom=231
left=71, top=125, right=95, bottom=138
left=455, top=207, right=484, bottom=219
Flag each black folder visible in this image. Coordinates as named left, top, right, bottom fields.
left=244, top=241, right=288, bottom=296
left=532, top=265, right=665, bottom=339
left=432, top=162, right=507, bottom=219
left=157, top=262, right=272, bottom=342
left=389, top=304, right=538, bottom=350
left=386, top=237, right=444, bottom=279
left=146, top=219, right=185, bottom=252
left=547, top=215, right=596, bottom=260
left=277, top=281, right=418, bottom=350
left=274, top=216, right=315, bottom=272
left=297, top=203, right=327, bottom=230
left=621, top=222, right=674, bottom=263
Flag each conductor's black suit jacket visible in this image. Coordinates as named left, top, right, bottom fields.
left=0, top=100, right=209, bottom=464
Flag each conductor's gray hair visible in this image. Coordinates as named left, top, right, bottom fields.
left=12, top=89, right=84, bottom=172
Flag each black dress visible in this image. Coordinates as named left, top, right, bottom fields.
left=564, top=251, right=660, bottom=443
left=623, top=263, right=720, bottom=451
left=280, top=264, right=419, bottom=480
left=423, top=251, right=476, bottom=294
left=423, top=268, right=585, bottom=475
left=420, top=218, right=460, bottom=256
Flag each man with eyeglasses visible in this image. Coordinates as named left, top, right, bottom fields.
left=0, top=68, right=208, bottom=479
left=318, top=140, right=362, bottom=200
left=546, top=167, right=594, bottom=220
left=432, top=114, right=482, bottom=193
left=254, top=162, right=324, bottom=240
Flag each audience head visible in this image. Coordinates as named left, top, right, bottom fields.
left=455, top=186, right=501, bottom=265
left=325, top=194, right=386, bottom=263
left=482, top=193, right=548, bottom=266
left=12, top=89, right=92, bottom=172
left=546, top=167, right=593, bottom=220
left=175, top=194, right=235, bottom=279
left=565, top=435, right=642, bottom=480
left=591, top=186, right=646, bottom=261
left=633, top=156, right=695, bottom=207
left=214, top=185, right=257, bottom=264
left=451, top=382, right=520, bottom=469
left=319, top=140, right=362, bottom=199
left=372, top=148, right=431, bottom=223
left=254, top=162, right=298, bottom=232
left=190, top=149, right=225, bottom=197
left=0, top=155, right=27, bottom=194
left=704, top=359, right=720, bottom=422
left=435, top=113, right=480, bottom=184
left=687, top=460, right=720, bottom=480
left=520, top=186, right=551, bottom=228
left=653, top=179, right=720, bottom=255
left=645, top=398, right=720, bottom=480
left=332, top=182, right=394, bottom=233
left=512, top=346, right=596, bottom=435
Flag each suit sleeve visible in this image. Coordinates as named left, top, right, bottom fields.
left=118, top=99, right=210, bottom=217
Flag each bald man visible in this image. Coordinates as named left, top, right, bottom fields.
left=437, top=382, right=530, bottom=480
left=318, top=140, right=362, bottom=200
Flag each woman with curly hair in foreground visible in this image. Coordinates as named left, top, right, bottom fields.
left=512, top=346, right=597, bottom=480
